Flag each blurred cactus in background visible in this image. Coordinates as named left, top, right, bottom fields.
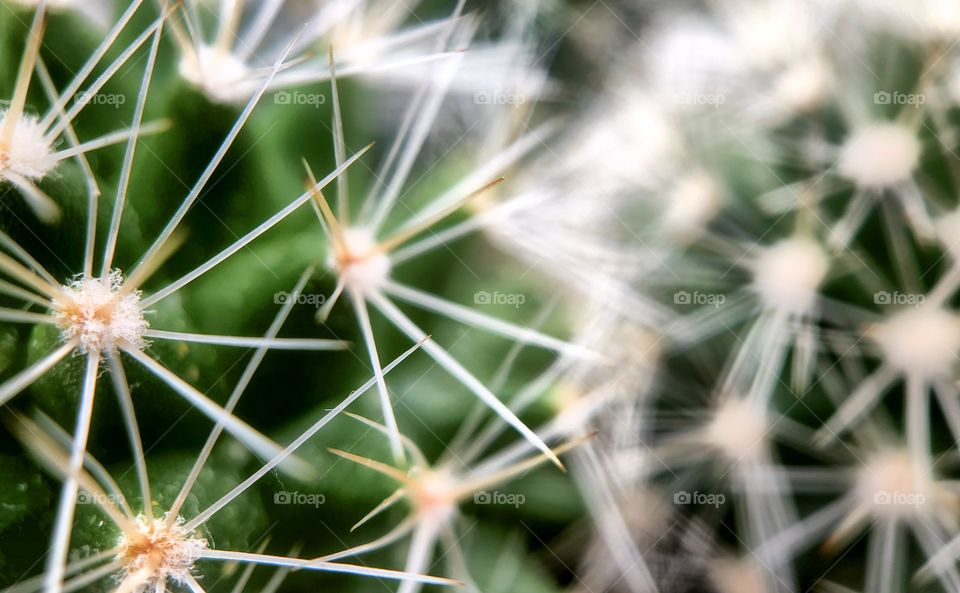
left=2, top=1, right=960, bottom=593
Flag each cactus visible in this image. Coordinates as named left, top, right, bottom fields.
left=8, top=1, right=959, bottom=593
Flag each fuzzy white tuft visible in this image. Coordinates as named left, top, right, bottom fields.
left=178, top=46, right=253, bottom=105
left=409, top=469, right=457, bottom=526
left=856, top=450, right=949, bottom=520
left=920, top=0, right=960, bottom=35
left=838, top=123, right=920, bottom=188
left=935, top=209, right=960, bottom=258
left=53, top=271, right=148, bottom=354
left=751, top=237, right=829, bottom=314
left=0, top=111, right=55, bottom=180
left=869, top=306, right=960, bottom=379
left=771, top=59, right=831, bottom=114
left=663, top=172, right=723, bottom=240
left=117, top=513, right=207, bottom=590
left=708, top=557, right=768, bottom=593
left=703, top=398, right=769, bottom=461
left=332, top=227, right=392, bottom=295
left=729, top=1, right=820, bottom=68
left=861, top=0, right=960, bottom=40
